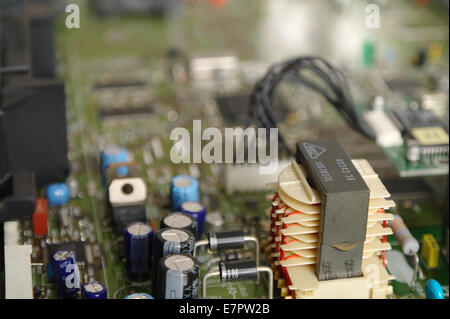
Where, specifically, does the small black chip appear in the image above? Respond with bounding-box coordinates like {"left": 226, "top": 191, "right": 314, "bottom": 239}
{"left": 47, "top": 241, "right": 86, "bottom": 263}
{"left": 99, "top": 104, "right": 154, "bottom": 119}
{"left": 393, "top": 109, "right": 449, "bottom": 147}
{"left": 393, "top": 109, "right": 445, "bottom": 131}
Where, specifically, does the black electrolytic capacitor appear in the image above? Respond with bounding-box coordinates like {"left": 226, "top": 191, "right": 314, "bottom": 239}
{"left": 208, "top": 230, "right": 245, "bottom": 251}
{"left": 152, "top": 228, "right": 195, "bottom": 296}
{"left": 160, "top": 212, "right": 198, "bottom": 239}
{"left": 156, "top": 253, "right": 199, "bottom": 299}
{"left": 219, "top": 260, "right": 258, "bottom": 282}
{"left": 154, "top": 228, "right": 195, "bottom": 258}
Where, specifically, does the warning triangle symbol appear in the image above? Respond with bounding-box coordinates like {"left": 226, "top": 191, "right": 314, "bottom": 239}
{"left": 303, "top": 143, "right": 326, "bottom": 159}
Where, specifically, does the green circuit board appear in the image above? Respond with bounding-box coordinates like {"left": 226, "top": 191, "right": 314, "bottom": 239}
{"left": 7, "top": 0, "right": 448, "bottom": 299}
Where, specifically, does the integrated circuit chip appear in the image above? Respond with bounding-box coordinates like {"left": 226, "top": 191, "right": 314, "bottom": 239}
{"left": 47, "top": 241, "right": 87, "bottom": 264}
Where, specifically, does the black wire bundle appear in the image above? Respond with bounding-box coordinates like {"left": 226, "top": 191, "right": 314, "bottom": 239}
{"left": 249, "top": 56, "right": 375, "bottom": 156}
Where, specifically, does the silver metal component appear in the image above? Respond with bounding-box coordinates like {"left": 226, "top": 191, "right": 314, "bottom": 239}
{"left": 161, "top": 228, "right": 189, "bottom": 242}
{"left": 127, "top": 223, "right": 151, "bottom": 236}
{"left": 164, "top": 254, "right": 195, "bottom": 271}
{"left": 193, "top": 239, "right": 209, "bottom": 257}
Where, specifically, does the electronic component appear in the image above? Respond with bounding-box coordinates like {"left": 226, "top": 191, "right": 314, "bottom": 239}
{"left": 421, "top": 234, "right": 439, "bottom": 269}
{"left": 170, "top": 175, "right": 199, "bottom": 211}
{"left": 124, "top": 222, "right": 153, "bottom": 278}
{"left": 50, "top": 250, "right": 80, "bottom": 297}
{"left": 269, "top": 151, "right": 395, "bottom": 298}
{"left": 3, "top": 221, "right": 20, "bottom": 245}
{"left": 100, "top": 146, "right": 130, "bottom": 185}
{"left": 32, "top": 198, "right": 48, "bottom": 237}
{"left": 47, "top": 241, "right": 87, "bottom": 264}
{"left": 46, "top": 183, "right": 70, "bottom": 207}
{"left": 204, "top": 211, "right": 225, "bottom": 234}
{"left": 202, "top": 260, "right": 273, "bottom": 298}
{"left": 224, "top": 160, "right": 290, "bottom": 194}
{"left": 0, "top": 80, "right": 69, "bottom": 188}
{"left": 405, "top": 139, "right": 421, "bottom": 163}
{"left": 124, "top": 293, "right": 154, "bottom": 299}
{"left": 425, "top": 279, "right": 445, "bottom": 299}
{"left": 220, "top": 260, "right": 258, "bottom": 282}
{"left": 156, "top": 253, "right": 199, "bottom": 299}
{"left": 208, "top": 230, "right": 245, "bottom": 251}
{"left": 393, "top": 109, "right": 445, "bottom": 131}
{"left": 194, "top": 230, "right": 260, "bottom": 267}
{"left": 363, "top": 110, "right": 403, "bottom": 147}
{"left": 393, "top": 109, "right": 449, "bottom": 153}
{"left": 296, "top": 141, "right": 370, "bottom": 280}
{"left": 82, "top": 281, "right": 108, "bottom": 299}
{"left": 0, "top": 172, "right": 36, "bottom": 222}
{"left": 160, "top": 212, "right": 198, "bottom": 238}
{"left": 153, "top": 228, "right": 195, "bottom": 297}
{"left": 106, "top": 163, "right": 147, "bottom": 232}
{"left": 389, "top": 215, "right": 419, "bottom": 256}
{"left": 154, "top": 228, "right": 195, "bottom": 259}
{"left": 4, "top": 245, "right": 33, "bottom": 299}
{"left": 99, "top": 104, "right": 154, "bottom": 119}
{"left": 180, "top": 202, "right": 207, "bottom": 238}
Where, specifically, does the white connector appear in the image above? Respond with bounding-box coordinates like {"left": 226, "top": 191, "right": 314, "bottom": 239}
{"left": 364, "top": 110, "right": 403, "bottom": 148}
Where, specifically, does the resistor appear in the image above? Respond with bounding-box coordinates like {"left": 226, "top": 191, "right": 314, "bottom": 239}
{"left": 389, "top": 215, "right": 419, "bottom": 256}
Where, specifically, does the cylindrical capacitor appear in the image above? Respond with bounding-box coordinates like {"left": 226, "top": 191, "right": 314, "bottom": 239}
{"left": 170, "top": 175, "right": 199, "bottom": 211}
{"left": 205, "top": 211, "right": 225, "bottom": 234}
{"left": 46, "top": 183, "right": 70, "bottom": 207}
{"left": 152, "top": 228, "right": 195, "bottom": 297}
{"left": 154, "top": 228, "right": 195, "bottom": 258}
{"left": 389, "top": 215, "right": 420, "bottom": 256}
{"left": 33, "top": 198, "right": 48, "bottom": 237}
{"left": 406, "top": 139, "right": 421, "bottom": 163}
{"left": 219, "top": 260, "right": 258, "bottom": 282}
{"left": 156, "top": 253, "right": 199, "bottom": 299}
{"left": 425, "top": 279, "right": 445, "bottom": 299}
{"left": 160, "top": 212, "right": 198, "bottom": 239}
{"left": 124, "top": 293, "right": 154, "bottom": 299}
{"left": 124, "top": 222, "right": 154, "bottom": 277}
{"left": 208, "top": 230, "right": 245, "bottom": 251}
{"left": 51, "top": 250, "right": 80, "bottom": 297}
{"left": 180, "top": 202, "right": 207, "bottom": 239}
{"left": 100, "top": 146, "right": 130, "bottom": 185}
{"left": 82, "top": 281, "right": 107, "bottom": 299}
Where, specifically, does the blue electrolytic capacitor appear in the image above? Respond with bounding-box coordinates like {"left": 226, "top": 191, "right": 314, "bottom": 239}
{"left": 180, "top": 201, "right": 207, "bottom": 239}
{"left": 51, "top": 250, "right": 80, "bottom": 297}
{"left": 46, "top": 183, "right": 70, "bottom": 207}
{"left": 170, "top": 175, "right": 199, "bottom": 211}
{"left": 124, "top": 222, "right": 154, "bottom": 277}
{"left": 124, "top": 293, "right": 154, "bottom": 299}
{"left": 82, "top": 281, "right": 107, "bottom": 299}
{"left": 425, "top": 279, "right": 445, "bottom": 299}
{"left": 100, "top": 146, "right": 130, "bottom": 185}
